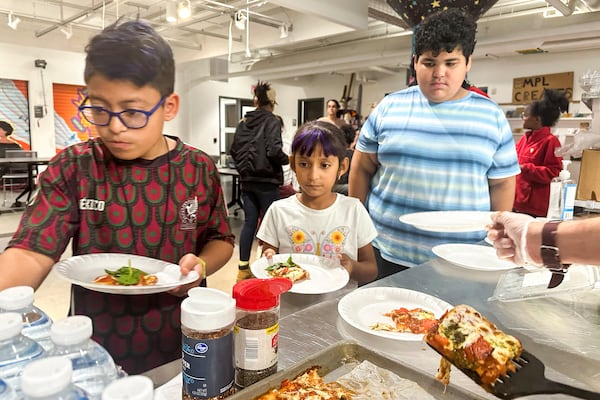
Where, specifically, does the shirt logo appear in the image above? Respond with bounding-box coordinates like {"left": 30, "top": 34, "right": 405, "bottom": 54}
{"left": 179, "top": 197, "right": 198, "bottom": 230}
{"left": 79, "top": 198, "right": 105, "bottom": 211}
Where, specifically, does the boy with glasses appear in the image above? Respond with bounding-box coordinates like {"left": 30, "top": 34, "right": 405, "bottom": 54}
{"left": 0, "top": 20, "right": 235, "bottom": 374}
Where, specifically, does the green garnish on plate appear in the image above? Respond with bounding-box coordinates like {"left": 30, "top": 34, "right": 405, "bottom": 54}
{"left": 266, "top": 255, "right": 297, "bottom": 271}
{"left": 104, "top": 260, "right": 148, "bottom": 286}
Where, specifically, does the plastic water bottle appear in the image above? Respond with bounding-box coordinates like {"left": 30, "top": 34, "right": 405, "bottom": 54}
{"left": 0, "top": 312, "right": 45, "bottom": 397}
{"left": 101, "top": 376, "right": 154, "bottom": 400}
{"left": 48, "top": 316, "right": 118, "bottom": 400}
{"left": 0, "top": 286, "right": 53, "bottom": 351}
{"left": 0, "top": 378, "right": 18, "bottom": 400}
{"left": 21, "top": 356, "right": 90, "bottom": 399}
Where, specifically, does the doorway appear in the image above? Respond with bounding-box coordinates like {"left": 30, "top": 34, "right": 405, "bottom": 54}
{"left": 297, "top": 98, "right": 324, "bottom": 125}
{"left": 218, "top": 96, "right": 254, "bottom": 160}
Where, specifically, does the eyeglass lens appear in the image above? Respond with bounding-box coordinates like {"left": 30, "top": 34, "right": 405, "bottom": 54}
{"left": 82, "top": 109, "right": 149, "bottom": 129}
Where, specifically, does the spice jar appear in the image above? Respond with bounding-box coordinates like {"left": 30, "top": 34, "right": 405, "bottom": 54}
{"left": 232, "top": 278, "right": 292, "bottom": 389}
{"left": 181, "top": 288, "right": 236, "bottom": 400}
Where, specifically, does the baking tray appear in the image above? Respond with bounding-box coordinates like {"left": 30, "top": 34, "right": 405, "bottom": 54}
{"left": 228, "top": 340, "right": 488, "bottom": 399}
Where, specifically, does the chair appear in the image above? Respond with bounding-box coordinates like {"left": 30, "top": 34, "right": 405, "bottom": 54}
{"left": 1, "top": 150, "right": 38, "bottom": 207}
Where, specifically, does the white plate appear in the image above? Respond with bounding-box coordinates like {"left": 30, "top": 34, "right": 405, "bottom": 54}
{"left": 432, "top": 243, "right": 517, "bottom": 271}
{"left": 53, "top": 253, "right": 199, "bottom": 295}
{"left": 399, "top": 211, "right": 492, "bottom": 232}
{"left": 250, "top": 254, "right": 349, "bottom": 294}
{"left": 337, "top": 287, "right": 452, "bottom": 341}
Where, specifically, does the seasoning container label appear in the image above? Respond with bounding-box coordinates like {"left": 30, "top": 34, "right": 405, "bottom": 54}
{"left": 182, "top": 332, "right": 234, "bottom": 399}
{"left": 233, "top": 322, "right": 278, "bottom": 370}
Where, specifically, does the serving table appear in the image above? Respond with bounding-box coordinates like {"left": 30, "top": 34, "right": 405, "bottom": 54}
{"left": 152, "top": 257, "right": 600, "bottom": 399}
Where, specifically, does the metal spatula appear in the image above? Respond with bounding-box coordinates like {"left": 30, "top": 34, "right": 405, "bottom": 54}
{"left": 428, "top": 345, "right": 600, "bottom": 399}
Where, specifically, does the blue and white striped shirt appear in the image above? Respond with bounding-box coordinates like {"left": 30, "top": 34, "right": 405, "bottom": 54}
{"left": 357, "top": 86, "right": 520, "bottom": 267}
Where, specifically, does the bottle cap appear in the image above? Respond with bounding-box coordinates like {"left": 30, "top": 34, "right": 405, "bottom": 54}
{"left": 0, "top": 313, "right": 23, "bottom": 340}
{"left": 21, "top": 357, "right": 72, "bottom": 397}
{"left": 181, "top": 288, "right": 236, "bottom": 330}
{"left": 101, "top": 376, "right": 154, "bottom": 400}
{"left": 233, "top": 278, "right": 292, "bottom": 311}
{"left": 0, "top": 286, "right": 34, "bottom": 310}
{"left": 51, "top": 315, "right": 93, "bottom": 345}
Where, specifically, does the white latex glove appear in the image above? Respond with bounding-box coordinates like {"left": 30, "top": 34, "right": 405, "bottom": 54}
{"left": 487, "top": 212, "right": 540, "bottom": 266}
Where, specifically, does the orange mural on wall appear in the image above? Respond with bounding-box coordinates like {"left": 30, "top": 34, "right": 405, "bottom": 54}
{"left": 53, "top": 83, "right": 97, "bottom": 152}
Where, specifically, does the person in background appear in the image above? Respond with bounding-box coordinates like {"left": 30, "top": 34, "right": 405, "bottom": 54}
{"left": 318, "top": 99, "right": 346, "bottom": 128}
{"left": 0, "top": 121, "right": 22, "bottom": 157}
{"left": 0, "top": 121, "right": 23, "bottom": 178}
{"left": 487, "top": 211, "right": 600, "bottom": 266}
{"left": 258, "top": 121, "right": 378, "bottom": 285}
{"left": 0, "top": 20, "right": 235, "bottom": 374}
{"left": 230, "top": 81, "right": 289, "bottom": 282}
{"left": 333, "top": 123, "right": 356, "bottom": 195}
{"left": 513, "top": 89, "right": 568, "bottom": 217}
{"left": 349, "top": 8, "right": 519, "bottom": 279}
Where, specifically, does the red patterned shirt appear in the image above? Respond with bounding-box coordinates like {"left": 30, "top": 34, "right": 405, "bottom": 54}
{"left": 9, "top": 136, "right": 234, "bottom": 374}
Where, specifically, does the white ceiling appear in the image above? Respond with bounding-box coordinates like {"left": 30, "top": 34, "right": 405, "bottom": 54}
{"left": 1, "top": 0, "right": 599, "bottom": 81}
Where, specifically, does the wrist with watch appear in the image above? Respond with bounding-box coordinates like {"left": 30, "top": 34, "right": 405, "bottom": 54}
{"left": 540, "top": 220, "right": 570, "bottom": 288}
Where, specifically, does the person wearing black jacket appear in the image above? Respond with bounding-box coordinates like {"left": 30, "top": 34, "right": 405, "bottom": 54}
{"left": 230, "top": 81, "right": 289, "bottom": 281}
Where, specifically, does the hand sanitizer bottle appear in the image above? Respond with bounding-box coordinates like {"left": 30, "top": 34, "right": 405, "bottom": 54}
{"left": 547, "top": 160, "right": 576, "bottom": 220}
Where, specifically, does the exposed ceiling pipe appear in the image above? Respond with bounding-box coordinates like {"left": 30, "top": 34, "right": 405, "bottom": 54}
{"left": 35, "top": 1, "right": 114, "bottom": 37}
{"left": 545, "top": 0, "right": 578, "bottom": 16}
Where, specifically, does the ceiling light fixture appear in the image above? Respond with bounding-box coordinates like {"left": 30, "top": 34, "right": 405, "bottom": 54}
{"left": 279, "top": 24, "right": 288, "bottom": 39}
{"left": 545, "top": 0, "right": 577, "bottom": 16}
{"left": 166, "top": 0, "right": 177, "bottom": 23}
{"left": 234, "top": 10, "right": 246, "bottom": 30}
{"left": 177, "top": 0, "right": 192, "bottom": 20}
{"left": 7, "top": 12, "right": 21, "bottom": 30}
{"left": 60, "top": 24, "right": 73, "bottom": 39}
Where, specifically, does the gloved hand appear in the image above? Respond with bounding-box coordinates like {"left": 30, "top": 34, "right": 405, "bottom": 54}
{"left": 487, "top": 212, "right": 540, "bottom": 266}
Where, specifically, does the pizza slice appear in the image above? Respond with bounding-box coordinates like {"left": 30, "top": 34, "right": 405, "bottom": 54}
{"left": 254, "top": 366, "right": 353, "bottom": 400}
{"left": 424, "top": 304, "right": 523, "bottom": 390}
{"left": 370, "top": 307, "right": 437, "bottom": 334}
{"left": 265, "top": 255, "right": 309, "bottom": 283}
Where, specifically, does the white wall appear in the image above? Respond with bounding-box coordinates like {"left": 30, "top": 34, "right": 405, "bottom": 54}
{"left": 1, "top": 43, "right": 599, "bottom": 158}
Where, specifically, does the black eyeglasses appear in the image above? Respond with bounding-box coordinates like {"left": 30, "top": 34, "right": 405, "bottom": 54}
{"left": 78, "top": 96, "right": 167, "bottom": 129}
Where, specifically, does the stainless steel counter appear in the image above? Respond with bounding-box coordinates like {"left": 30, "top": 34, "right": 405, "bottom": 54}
{"left": 275, "top": 259, "right": 600, "bottom": 399}
{"left": 154, "top": 257, "right": 600, "bottom": 399}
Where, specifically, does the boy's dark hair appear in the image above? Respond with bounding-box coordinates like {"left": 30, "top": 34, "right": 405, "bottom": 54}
{"left": 414, "top": 8, "right": 477, "bottom": 63}
{"left": 291, "top": 121, "right": 347, "bottom": 163}
{"left": 0, "top": 121, "right": 14, "bottom": 135}
{"left": 84, "top": 20, "right": 175, "bottom": 97}
{"left": 529, "top": 89, "right": 569, "bottom": 127}
{"left": 340, "top": 124, "right": 355, "bottom": 147}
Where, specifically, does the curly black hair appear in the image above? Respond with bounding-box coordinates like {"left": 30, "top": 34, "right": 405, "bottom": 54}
{"left": 414, "top": 8, "right": 477, "bottom": 63}
{"left": 528, "top": 89, "right": 569, "bottom": 127}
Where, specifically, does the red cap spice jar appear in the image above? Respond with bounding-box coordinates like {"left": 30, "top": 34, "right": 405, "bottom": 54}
{"left": 181, "top": 288, "right": 236, "bottom": 399}
{"left": 232, "top": 278, "right": 292, "bottom": 389}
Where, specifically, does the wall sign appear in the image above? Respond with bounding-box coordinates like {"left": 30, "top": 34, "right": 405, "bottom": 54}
{"left": 512, "top": 72, "right": 573, "bottom": 104}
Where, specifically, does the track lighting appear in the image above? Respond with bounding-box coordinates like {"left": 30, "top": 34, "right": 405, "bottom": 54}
{"left": 234, "top": 10, "right": 246, "bottom": 30}
{"left": 60, "top": 24, "right": 73, "bottom": 39}
{"left": 8, "top": 12, "right": 20, "bottom": 30}
{"left": 166, "top": 0, "right": 177, "bottom": 23}
{"left": 177, "top": 0, "right": 192, "bottom": 20}
{"left": 279, "top": 24, "right": 288, "bottom": 39}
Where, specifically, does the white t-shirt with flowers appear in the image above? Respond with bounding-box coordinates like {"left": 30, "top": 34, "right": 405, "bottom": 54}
{"left": 257, "top": 193, "right": 377, "bottom": 261}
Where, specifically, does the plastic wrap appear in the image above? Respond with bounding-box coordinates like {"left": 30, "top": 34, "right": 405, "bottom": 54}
{"left": 489, "top": 265, "right": 600, "bottom": 363}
